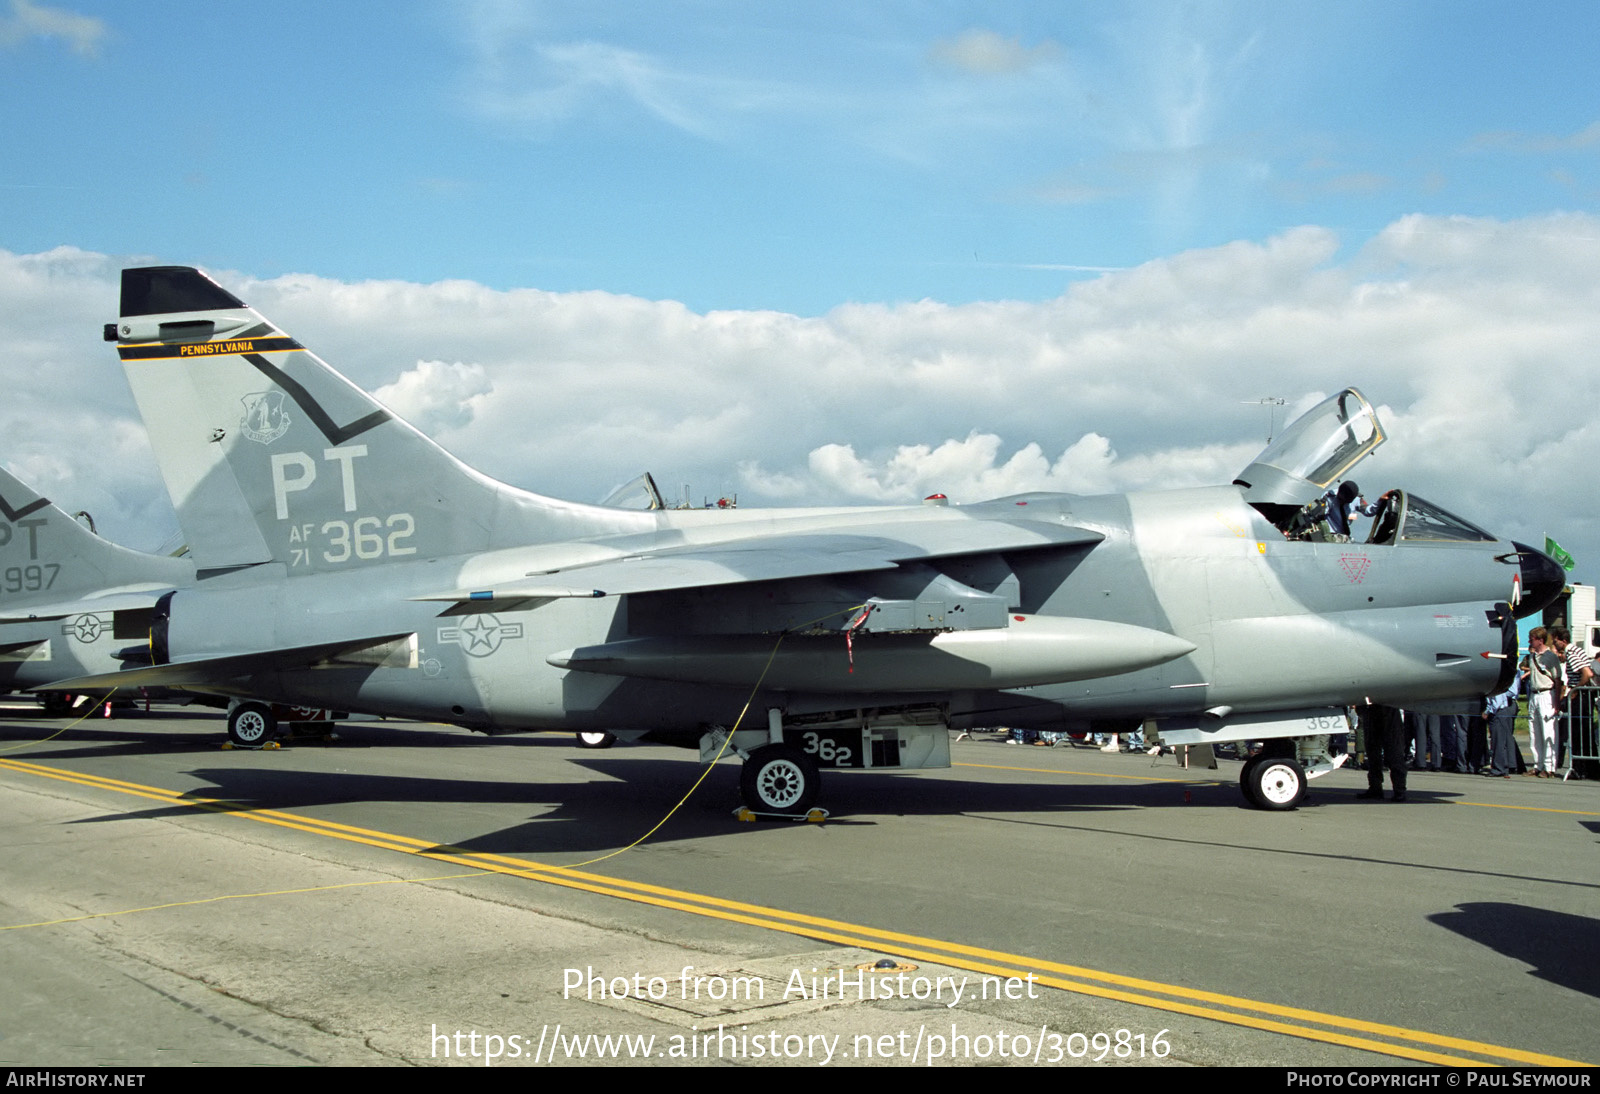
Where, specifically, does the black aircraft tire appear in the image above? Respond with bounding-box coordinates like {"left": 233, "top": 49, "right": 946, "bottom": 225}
{"left": 740, "top": 744, "right": 820, "bottom": 815}
{"left": 1238, "top": 755, "right": 1266, "bottom": 806}
{"left": 228, "top": 702, "right": 278, "bottom": 747}
{"left": 576, "top": 730, "right": 618, "bottom": 749}
{"left": 1250, "top": 756, "right": 1306, "bottom": 811}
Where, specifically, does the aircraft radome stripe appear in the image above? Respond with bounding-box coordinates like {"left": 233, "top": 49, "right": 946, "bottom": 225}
{"left": 0, "top": 756, "right": 1586, "bottom": 1068}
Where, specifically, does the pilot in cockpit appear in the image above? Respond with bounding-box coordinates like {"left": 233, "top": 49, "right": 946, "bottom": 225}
{"left": 1322, "top": 481, "right": 1379, "bottom": 541}
{"left": 1287, "top": 481, "right": 1381, "bottom": 542}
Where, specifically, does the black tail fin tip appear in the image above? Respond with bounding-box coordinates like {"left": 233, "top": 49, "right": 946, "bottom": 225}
{"left": 121, "top": 267, "right": 246, "bottom": 318}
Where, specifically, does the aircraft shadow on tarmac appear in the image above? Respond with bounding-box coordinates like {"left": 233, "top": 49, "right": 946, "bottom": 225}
{"left": 0, "top": 707, "right": 238, "bottom": 747}
{"left": 1430, "top": 904, "right": 1600, "bottom": 1000}
{"left": 59, "top": 756, "right": 802, "bottom": 854}
{"left": 1, "top": 719, "right": 236, "bottom": 760}
{"left": 0, "top": 715, "right": 573, "bottom": 762}
{"left": 13, "top": 713, "right": 1509, "bottom": 838}
{"left": 41, "top": 744, "right": 1238, "bottom": 846}
{"left": 41, "top": 740, "right": 1490, "bottom": 857}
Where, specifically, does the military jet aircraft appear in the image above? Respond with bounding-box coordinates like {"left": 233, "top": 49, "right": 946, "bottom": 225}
{"left": 0, "top": 466, "right": 195, "bottom": 706}
{"left": 55, "top": 266, "right": 1563, "bottom": 812}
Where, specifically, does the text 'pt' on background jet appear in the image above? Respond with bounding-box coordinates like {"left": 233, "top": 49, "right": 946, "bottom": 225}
{"left": 0, "top": 465, "right": 195, "bottom": 709}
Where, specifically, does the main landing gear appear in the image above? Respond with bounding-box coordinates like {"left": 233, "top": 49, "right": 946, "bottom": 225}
{"left": 739, "top": 743, "right": 820, "bottom": 815}
{"left": 39, "top": 692, "right": 77, "bottom": 717}
{"left": 227, "top": 701, "right": 278, "bottom": 747}
{"left": 702, "top": 705, "right": 950, "bottom": 818}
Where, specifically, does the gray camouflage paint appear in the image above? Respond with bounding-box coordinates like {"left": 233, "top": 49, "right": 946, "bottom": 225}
{"left": 55, "top": 269, "right": 1561, "bottom": 759}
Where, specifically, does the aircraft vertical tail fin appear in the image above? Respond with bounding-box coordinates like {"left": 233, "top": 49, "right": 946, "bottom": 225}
{"left": 111, "top": 267, "right": 649, "bottom": 575}
{"left": 0, "top": 465, "right": 192, "bottom": 613}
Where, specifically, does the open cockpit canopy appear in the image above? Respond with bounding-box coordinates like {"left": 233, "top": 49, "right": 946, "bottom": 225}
{"left": 1234, "top": 388, "right": 1384, "bottom": 506}
{"left": 1235, "top": 389, "right": 1499, "bottom": 549}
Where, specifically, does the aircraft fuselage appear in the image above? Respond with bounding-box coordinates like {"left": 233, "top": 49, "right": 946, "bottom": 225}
{"left": 157, "top": 482, "right": 1521, "bottom": 737}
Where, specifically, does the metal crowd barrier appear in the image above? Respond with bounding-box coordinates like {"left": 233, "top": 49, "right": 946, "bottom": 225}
{"left": 1563, "top": 685, "right": 1599, "bottom": 780}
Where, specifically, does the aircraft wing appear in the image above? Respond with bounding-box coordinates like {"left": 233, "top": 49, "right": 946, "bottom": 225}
{"left": 42, "top": 632, "right": 417, "bottom": 691}
{"left": 0, "top": 587, "right": 179, "bottom": 624}
{"left": 414, "top": 519, "right": 1103, "bottom": 603}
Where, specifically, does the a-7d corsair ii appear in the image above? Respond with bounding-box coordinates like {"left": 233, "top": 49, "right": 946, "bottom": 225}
{"left": 56, "top": 266, "right": 1562, "bottom": 812}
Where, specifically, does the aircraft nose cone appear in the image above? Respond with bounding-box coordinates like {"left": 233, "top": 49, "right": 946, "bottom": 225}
{"left": 1513, "top": 541, "right": 1565, "bottom": 619}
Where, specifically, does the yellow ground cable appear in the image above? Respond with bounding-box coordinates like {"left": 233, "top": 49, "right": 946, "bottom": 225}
{"left": 562, "top": 603, "right": 868, "bottom": 868}
{"left": 0, "top": 689, "right": 118, "bottom": 754}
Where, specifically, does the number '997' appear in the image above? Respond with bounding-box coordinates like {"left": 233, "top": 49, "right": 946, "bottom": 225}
{"left": 2, "top": 564, "right": 60, "bottom": 594}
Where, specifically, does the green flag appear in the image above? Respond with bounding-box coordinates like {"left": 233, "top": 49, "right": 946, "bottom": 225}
{"left": 1545, "top": 536, "right": 1575, "bottom": 572}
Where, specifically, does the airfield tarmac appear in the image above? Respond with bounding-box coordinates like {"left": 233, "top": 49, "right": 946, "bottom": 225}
{"left": 1, "top": 704, "right": 1595, "bottom": 1069}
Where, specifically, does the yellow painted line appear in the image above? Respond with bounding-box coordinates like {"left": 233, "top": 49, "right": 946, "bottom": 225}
{"left": 1452, "top": 801, "right": 1600, "bottom": 817}
{"left": 444, "top": 847, "right": 1575, "bottom": 1067}
{"left": 1, "top": 757, "right": 1587, "bottom": 1068}
{"left": 957, "top": 760, "right": 1600, "bottom": 813}
{"left": 0, "top": 759, "right": 190, "bottom": 804}
{"left": 955, "top": 760, "right": 1194, "bottom": 784}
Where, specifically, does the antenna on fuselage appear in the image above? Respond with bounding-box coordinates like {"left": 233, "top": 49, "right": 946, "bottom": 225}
{"left": 1244, "top": 397, "right": 1286, "bottom": 443}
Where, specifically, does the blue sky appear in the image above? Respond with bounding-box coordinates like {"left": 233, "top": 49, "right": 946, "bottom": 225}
{"left": 5, "top": 1, "right": 1598, "bottom": 313}
{"left": 3, "top": 0, "right": 1600, "bottom": 587}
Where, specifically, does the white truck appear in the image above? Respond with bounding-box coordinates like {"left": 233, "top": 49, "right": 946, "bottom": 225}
{"left": 1564, "top": 583, "right": 1599, "bottom": 662}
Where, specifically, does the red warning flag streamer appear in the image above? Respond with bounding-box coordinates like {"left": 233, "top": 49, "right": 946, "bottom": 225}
{"left": 844, "top": 605, "right": 873, "bottom": 673}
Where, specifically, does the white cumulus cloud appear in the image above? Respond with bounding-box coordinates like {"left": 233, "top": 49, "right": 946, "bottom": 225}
{"left": 2, "top": 213, "right": 1598, "bottom": 575}
{"left": 373, "top": 360, "right": 493, "bottom": 435}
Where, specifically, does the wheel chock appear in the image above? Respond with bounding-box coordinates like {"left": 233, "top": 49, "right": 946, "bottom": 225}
{"left": 732, "top": 806, "right": 830, "bottom": 823}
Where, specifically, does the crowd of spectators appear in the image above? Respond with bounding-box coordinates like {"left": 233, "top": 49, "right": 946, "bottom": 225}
{"left": 971, "top": 624, "right": 1596, "bottom": 787}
